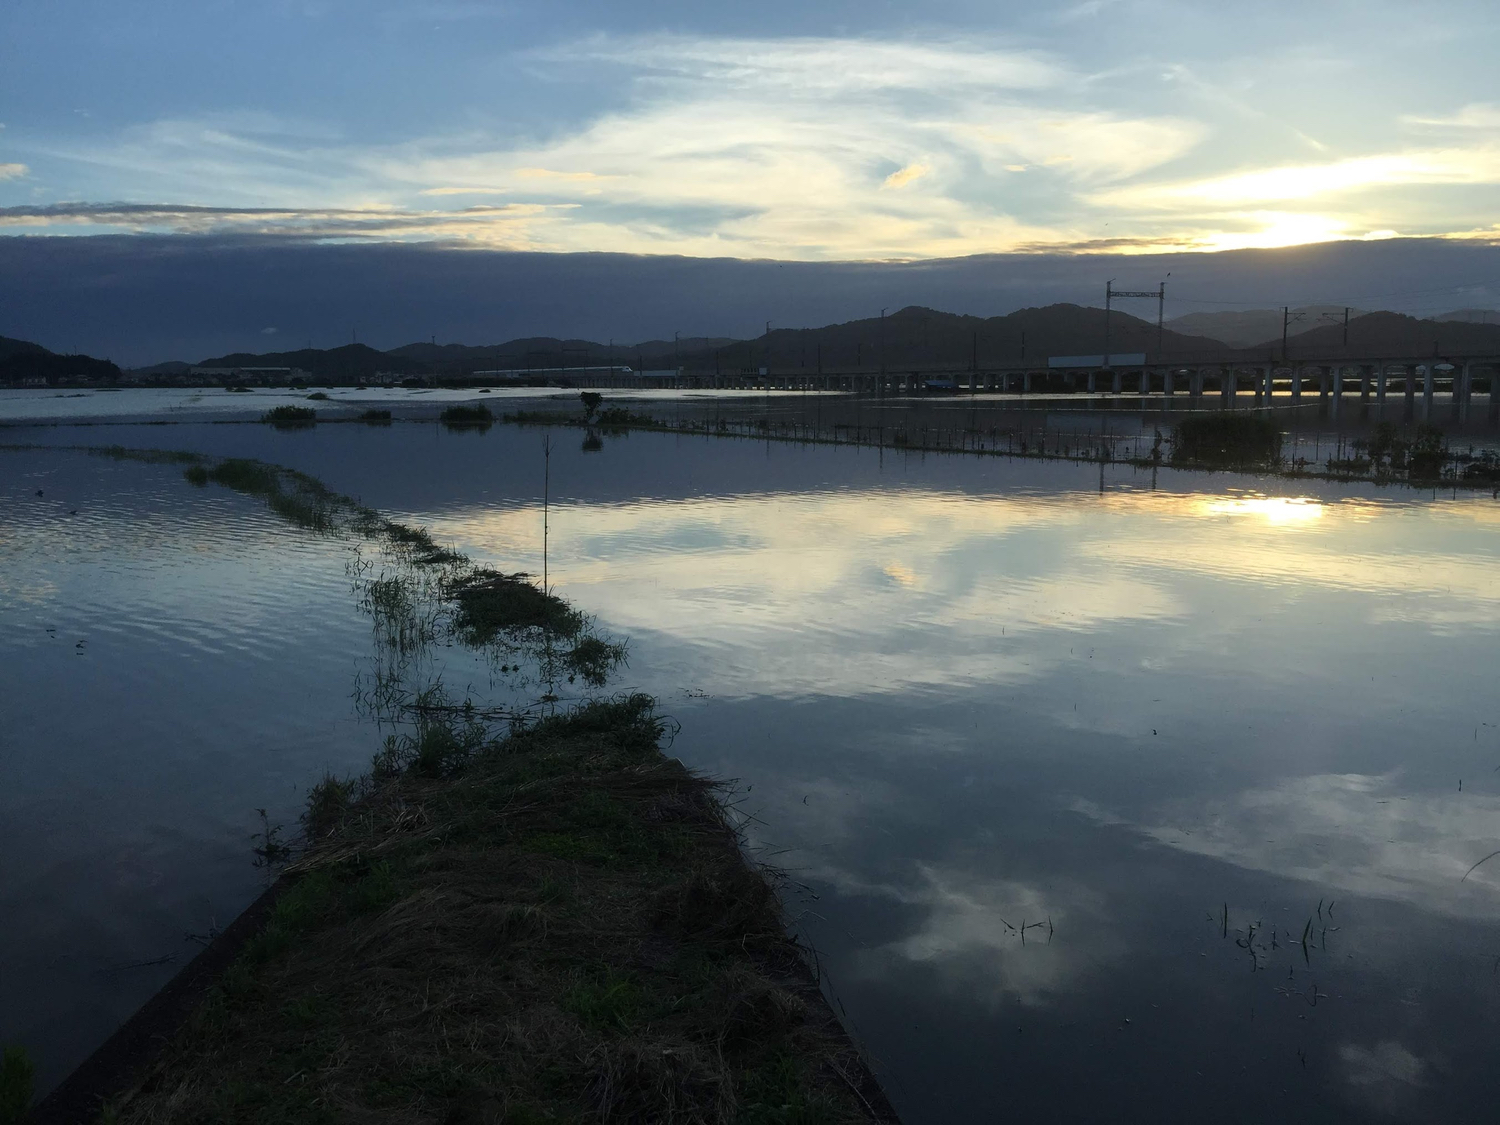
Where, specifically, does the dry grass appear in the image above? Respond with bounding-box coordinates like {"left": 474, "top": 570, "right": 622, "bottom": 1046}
{"left": 105, "top": 697, "right": 894, "bottom": 1124}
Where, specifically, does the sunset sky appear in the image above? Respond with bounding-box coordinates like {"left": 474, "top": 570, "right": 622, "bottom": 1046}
{"left": 4, "top": 0, "right": 1500, "bottom": 260}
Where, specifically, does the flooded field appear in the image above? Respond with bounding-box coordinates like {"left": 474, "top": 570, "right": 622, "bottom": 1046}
{"left": 4, "top": 401, "right": 1500, "bottom": 1121}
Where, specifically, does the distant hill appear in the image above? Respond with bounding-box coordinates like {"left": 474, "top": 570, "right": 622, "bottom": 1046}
{"left": 1246, "top": 311, "right": 1500, "bottom": 358}
{"left": 674, "top": 304, "right": 1230, "bottom": 371}
{"left": 189, "top": 305, "right": 1233, "bottom": 382}
{"left": 1431, "top": 308, "right": 1500, "bottom": 325}
{"left": 197, "top": 343, "right": 425, "bottom": 380}
{"left": 0, "top": 334, "right": 52, "bottom": 361}
{"left": 127, "top": 360, "right": 193, "bottom": 378}
{"left": 0, "top": 335, "right": 121, "bottom": 384}
{"left": 1167, "top": 306, "right": 1364, "bottom": 349}
{"left": 387, "top": 336, "right": 740, "bottom": 374}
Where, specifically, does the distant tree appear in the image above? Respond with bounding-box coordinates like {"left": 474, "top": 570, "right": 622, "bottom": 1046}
{"left": 579, "top": 391, "right": 603, "bottom": 421}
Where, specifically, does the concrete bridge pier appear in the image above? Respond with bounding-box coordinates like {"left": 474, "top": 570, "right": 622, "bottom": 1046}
{"left": 1376, "top": 363, "right": 1388, "bottom": 404}
{"left": 1289, "top": 366, "right": 1300, "bottom": 403}
{"left": 1222, "top": 368, "right": 1235, "bottom": 406}
{"left": 1332, "top": 365, "right": 1344, "bottom": 417}
{"left": 1164, "top": 369, "right": 1175, "bottom": 397}
{"left": 1423, "top": 364, "right": 1435, "bottom": 416}
{"left": 1317, "top": 367, "right": 1329, "bottom": 408}
{"left": 1359, "top": 366, "right": 1371, "bottom": 403}
{"left": 1190, "top": 369, "right": 1203, "bottom": 398}
{"left": 1404, "top": 365, "right": 1417, "bottom": 418}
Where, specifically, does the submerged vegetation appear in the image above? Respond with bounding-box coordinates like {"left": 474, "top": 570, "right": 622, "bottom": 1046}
{"left": 358, "top": 408, "right": 392, "bottom": 425}
{"left": 184, "top": 457, "right": 345, "bottom": 531}
{"left": 261, "top": 405, "right": 317, "bottom": 428}
{"left": 440, "top": 403, "right": 495, "bottom": 429}
{"left": 1170, "top": 413, "right": 1283, "bottom": 469}
{"left": 105, "top": 698, "right": 892, "bottom": 1124}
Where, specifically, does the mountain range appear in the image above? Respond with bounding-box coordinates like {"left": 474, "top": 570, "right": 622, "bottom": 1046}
{"left": 0, "top": 335, "right": 121, "bottom": 383}
{"left": 7, "top": 302, "right": 1500, "bottom": 387}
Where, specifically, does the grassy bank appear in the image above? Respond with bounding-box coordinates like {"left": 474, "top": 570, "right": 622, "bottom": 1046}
{"left": 13, "top": 444, "right": 894, "bottom": 1124}
{"left": 96, "top": 696, "right": 893, "bottom": 1124}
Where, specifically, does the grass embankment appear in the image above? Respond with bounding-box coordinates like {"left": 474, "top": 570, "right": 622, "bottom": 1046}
{"left": 25, "top": 445, "right": 892, "bottom": 1122}
{"left": 103, "top": 697, "right": 891, "bottom": 1124}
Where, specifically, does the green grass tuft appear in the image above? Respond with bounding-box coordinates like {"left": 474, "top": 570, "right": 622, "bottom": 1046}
{"left": 0, "top": 1046, "right": 35, "bottom": 1125}
{"left": 262, "top": 405, "right": 317, "bottom": 428}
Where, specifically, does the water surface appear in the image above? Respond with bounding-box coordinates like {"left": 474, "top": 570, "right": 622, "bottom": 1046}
{"left": 4, "top": 418, "right": 1499, "bottom": 1121}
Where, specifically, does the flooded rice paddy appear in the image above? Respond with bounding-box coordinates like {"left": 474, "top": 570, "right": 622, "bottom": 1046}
{"left": 4, "top": 397, "right": 1500, "bottom": 1121}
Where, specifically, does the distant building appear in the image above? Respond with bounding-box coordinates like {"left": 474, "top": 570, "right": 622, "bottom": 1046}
{"left": 189, "top": 366, "right": 310, "bottom": 385}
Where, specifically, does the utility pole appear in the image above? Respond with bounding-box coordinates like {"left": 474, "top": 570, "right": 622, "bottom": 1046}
{"left": 1157, "top": 276, "right": 1168, "bottom": 355}
{"left": 1282, "top": 306, "right": 1303, "bottom": 363}
{"left": 1108, "top": 280, "right": 1167, "bottom": 360}
{"left": 1104, "top": 280, "right": 1113, "bottom": 361}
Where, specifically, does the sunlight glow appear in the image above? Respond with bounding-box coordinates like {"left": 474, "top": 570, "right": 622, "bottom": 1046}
{"left": 1198, "top": 496, "right": 1326, "bottom": 525}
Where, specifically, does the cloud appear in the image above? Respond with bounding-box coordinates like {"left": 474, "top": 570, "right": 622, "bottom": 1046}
{"left": 0, "top": 162, "right": 27, "bottom": 181}
{"left": 1401, "top": 103, "right": 1500, "bottom": 130}
{"left": 16, "top": 33, "right": 1500, "bottom": 259}
{"left": 1090, "top": 149, "right": 1500, "bottom": 211}
{"left": 538, "top": 34, "right": 1066, "bottom": 94}
{"left": 0, "top": 200, "right": 569, "bottom": 247}
{"left": 882, "top": 162, "right": 930, "bottom": 189}
{"left": 260, "top": 326, "right": 278, "bottom": 334}
{"left": 22, "top": 36, "right": 1204, "bottom": 259}
{"left": 512, "top": 167, "right": 611, "bottom": 182}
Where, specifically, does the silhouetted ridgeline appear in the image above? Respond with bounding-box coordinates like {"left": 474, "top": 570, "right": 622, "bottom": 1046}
{"left": 11, "top": 301, "right": 1500, "bottom": 389}
{"left": 0, "top": 336, "right": 120, "bottom": 386}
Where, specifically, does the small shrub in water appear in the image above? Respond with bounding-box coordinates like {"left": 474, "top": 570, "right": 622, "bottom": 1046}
{"left": 1171, "top": 413, "right": 1281, "bottom": 468}
{"left": 306, "top": 391, "right": 330, "bottom": 401}
{"left": 1408, "top": 424, "right": 1447, "bottom": 478}
{"left": 447, "top": 569, "right": 583, "bottom": 641}
{"left": 440, "top": 403, "right": 494, "bottom": 428}
{"left": 359, "top": 408, "right": 392, "bottom": 424}
{"left": 262, "top": 405, "right": 317, "bottom": 428}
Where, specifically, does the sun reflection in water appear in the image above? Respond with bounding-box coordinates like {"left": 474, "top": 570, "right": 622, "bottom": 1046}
{"left": 1198, "top": 495, "right": 1326, "bottom": 525}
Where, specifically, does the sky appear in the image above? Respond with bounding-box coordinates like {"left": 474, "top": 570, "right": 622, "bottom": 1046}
{"left": 4, "top": 1, "right": 1500, "bottom": 362}
{"left": 4, "top": 0, "right": 1500, "bottom": 260}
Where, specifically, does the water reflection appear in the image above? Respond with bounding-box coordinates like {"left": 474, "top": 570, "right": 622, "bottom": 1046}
{"left": 5, "top": 426, "right": 1500, "bottom": 1121}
